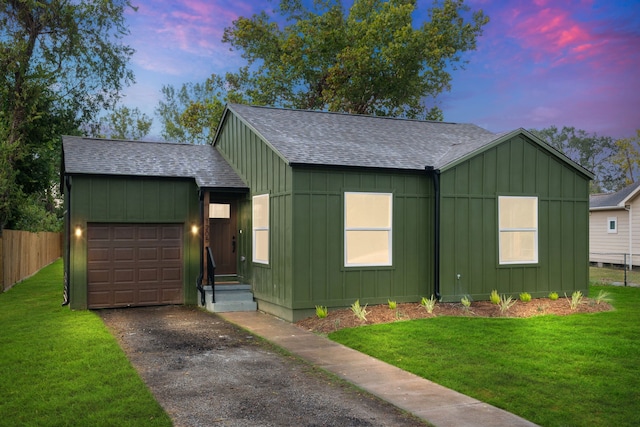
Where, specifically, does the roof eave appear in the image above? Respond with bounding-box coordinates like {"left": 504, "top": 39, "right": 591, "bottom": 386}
{"left": 288, "top": 162, "right": 424, "bottom": 174}
{"left": 589, "top": 205, "right": 626, "bottom": 211}
{"left": 620, "top": 184, "right": 640, "bottom": 205}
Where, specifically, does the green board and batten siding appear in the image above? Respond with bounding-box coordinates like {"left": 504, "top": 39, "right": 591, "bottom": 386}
{"left": 217, "top": 113, "right": 435, "bottom": 321}
{"left": 67, "top": 176, "right": 201, "bottom": 309}
{"left": 292, "top": 169, "right": 433, "bottom": 317}
{"left": 438, "top": 134, "right": 591, "bottom": 301}
{"left": 216, "top": 112, "right": 294, "bottom": 319}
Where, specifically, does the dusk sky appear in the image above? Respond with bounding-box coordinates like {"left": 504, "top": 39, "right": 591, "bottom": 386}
{"left": 120, "top": 0, "right": 640, "bottom": 140}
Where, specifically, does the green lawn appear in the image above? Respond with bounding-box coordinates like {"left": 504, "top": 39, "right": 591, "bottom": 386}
{"left": 0, "top": 260, "right": 171, "bottom": 427}
{"left": 330, "top": 282, "right": 640, "bottom": 427}
{"left": 589, "top": 265, "right": 640, "bottom": 285}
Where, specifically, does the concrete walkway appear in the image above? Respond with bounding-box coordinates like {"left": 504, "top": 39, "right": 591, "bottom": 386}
{"left": 220, "top": 311, "right": 538, "bottom": 427}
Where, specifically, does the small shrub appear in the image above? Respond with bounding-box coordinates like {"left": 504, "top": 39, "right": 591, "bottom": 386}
{"left": 594, "top": 289, "right": 612, "bottom": 305}
{"left": 490, "top": 289, "right": 500, "bottom": 305}
{"left": 387, "top": 299, "right": 397, "bottom": 310}
{"left": 548, "top": 291, "right": 559, "bottom": 301}
{"left": 519, "top": 292, "right": 532, "bottom": 303}
{"left": 315, "top": 305, "right": 328, "bottom": 319}
{"left": 566, "top": 291, "right": 583, "bottom": 310}
{"left": 461, "top": 295, "right": 471, "bottom": 310}
{"left": 350, "top": 299, "right": 369, "bottom": 321}
{"left": 420, "top": 295, "right": 437, "bottom": 314}
{"left": 499, "top": 294, "right": 516, "bottom": 314}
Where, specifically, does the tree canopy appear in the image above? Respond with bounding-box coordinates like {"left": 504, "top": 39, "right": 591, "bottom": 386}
{"left": 0, "top": 0, "right": 136, "bottom": 230}
{"left": 221, "top": 0, "right": 489, "bottom": 120}
{"left": 156, "top": 75, "right": 237, "bottom": 145}
{"left": 89, "top": 106, "right": 153, "bottom": 141}
{"left": 531, "top": 126, "right": 624, "bottom": 193}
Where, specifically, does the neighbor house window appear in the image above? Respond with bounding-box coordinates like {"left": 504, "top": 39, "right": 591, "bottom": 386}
{"left": 607, "top": 217, "right": 618, "bottom": 234}
{"left": 344, "top": 192, "right": 392, "bottom": 267}
{"left": 252, "top": 194, "right": 269, "bottom": 264}
{"left": 498, "top": 196, "right": 538, "bottom": 264}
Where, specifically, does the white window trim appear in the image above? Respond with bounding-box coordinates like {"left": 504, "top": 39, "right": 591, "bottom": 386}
{"left": 607, "top": 217, "right": 618, "bottom": 234}
{"left": 498, "top": 196, "right": 538, "bottom": 265}
{"left": 252, "top": 194, "right": 269, "bottom": 264}
{"left": 344, "top": 192, "right": 393, "bottom": 267}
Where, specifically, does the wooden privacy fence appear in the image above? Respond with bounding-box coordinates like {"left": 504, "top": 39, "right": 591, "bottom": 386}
{"left": 1, "top": 230, "right": 62, "bottom": 292}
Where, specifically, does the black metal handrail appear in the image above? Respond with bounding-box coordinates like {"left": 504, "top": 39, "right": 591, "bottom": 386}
{"left": 207, "top": 247, "right": 216, "bottom": 303}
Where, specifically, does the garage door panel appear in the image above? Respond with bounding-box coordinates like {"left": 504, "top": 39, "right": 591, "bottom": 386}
{"left": 137, "top": 268, "right": 157, "bottom": 282}
{"left": 138, "top": 289, "right": 160, "bottom": 304}
{"left": 88, "top": 291, "right": 111, "bottom": 307}
{"left": 162, "top": 267, "right": 181, "bottom": 281}
{"left": 162, "top": 227, "right": 181, "bottom": 240}
{"left": 88, "top": 247, "right": 110, "bottom": 262}
{"left": 114, "top": 247, "right": 135, "bottom": 261}
{"left": 139, "top": 227, "right": 159, "bottom": 240}
{"left": 87, "top": 224, "right": 183, "bottom": 308}
{"left": 114, "top": 269, "right": 134, "bottom": 283}
{"left": 139, "top": 247, "right": 159, "bottom": 261}
{"left": 162, "top": 247, "right": 180, "bottom": 261}
{"left": 161, "top": 289, "right": 182, "bottom": 303}
{"left": 114, "top": 290, "right": 136, "bottom": 304}
{"left": 88, "top": 226, "right": 110, "bottom": 240}
{"left": 114, "top": 226, "right": 136, "bottom": 240}
{"left": 88, "top": 269, "right": 110, "bottom": 284}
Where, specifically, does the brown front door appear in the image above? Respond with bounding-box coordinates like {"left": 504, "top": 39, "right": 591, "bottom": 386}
{"left": 209, "top": 201, "right": 237, "bottom": 275}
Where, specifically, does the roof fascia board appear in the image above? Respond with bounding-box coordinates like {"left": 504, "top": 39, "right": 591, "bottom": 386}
{"left": 289, "top": 162, "right": 424, "bottom": 174}
{"left": 589, "top": 206, "right": 626, "bottom": 211}
{"left": 213, "top": 104, "right": 291, "bottom": 167}
{"left": 620, "top": 185, "right": 640, "bottom": 206}
{"left": 438, "top": 128, "right": 595, "bottom": 180}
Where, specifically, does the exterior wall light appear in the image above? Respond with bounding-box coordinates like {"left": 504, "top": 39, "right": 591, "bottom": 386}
{"left": 191, "top": 225, "right": 199, "bottom": 236}
{"left": 75, "top": 226, "right": 82, "bottom": 237}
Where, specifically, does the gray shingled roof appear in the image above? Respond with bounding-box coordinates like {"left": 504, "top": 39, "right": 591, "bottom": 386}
{"left": 62, "top": 136, "right": 247, "bottom": 189}
{"left": 223, "top": 104, "right": 501, "bottom": 170}
{"left": 590, "top": 181, "right": 640, "bottom": 209}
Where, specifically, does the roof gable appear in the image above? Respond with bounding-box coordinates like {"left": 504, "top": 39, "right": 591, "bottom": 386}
{"left": 438, "top": 128, "right": 594, "bottom": 179}
{"left": 62, "top": 136, "right": 247, "bottom": 189}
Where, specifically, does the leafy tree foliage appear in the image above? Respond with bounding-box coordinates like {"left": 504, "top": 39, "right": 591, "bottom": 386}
{"left": 90, "top": 106, "right": 153, "bottom": 140}
{"left": 221, "top": 0, "right": 489, "bottom": 119}
{"left": 531, "top": 126, "right": 624, "bottom": 193}
{"left": 0, "top": 0, "right": 135, "bottom": 230}
{"left": 611, "top": 129, "right": 640, "bottom": 187}
{"left": 156, "top": 74, "right": 242, "bottom": 144}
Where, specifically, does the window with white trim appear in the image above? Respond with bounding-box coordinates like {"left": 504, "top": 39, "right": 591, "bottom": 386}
{"left": 607, "top": 217, "right": 618, "bottom": 234}
{"left": 344, "top": 192, "right": 392, "bottom": 267}
{"left": 252, "top": 194, "right": 269, "bottom": 264}
{"left": 498, "top": 196, "right": 538, "bottom": 264}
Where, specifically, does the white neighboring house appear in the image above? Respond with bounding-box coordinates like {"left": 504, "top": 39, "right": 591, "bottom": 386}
{"left": 590, "top": 181, "right": 640, "bottom": 268}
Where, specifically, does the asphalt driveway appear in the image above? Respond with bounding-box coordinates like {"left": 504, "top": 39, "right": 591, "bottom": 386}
{"left": 100, "top": 305, "right": 428, "bottom": 427}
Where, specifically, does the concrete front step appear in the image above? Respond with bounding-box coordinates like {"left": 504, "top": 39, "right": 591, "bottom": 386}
{"left": 199, "top": 285, "right": 257, "bottom": 313}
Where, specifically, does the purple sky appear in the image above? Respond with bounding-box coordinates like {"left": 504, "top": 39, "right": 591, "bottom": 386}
{"left": 121, "top": 0, "right": 640, "bottom": 139}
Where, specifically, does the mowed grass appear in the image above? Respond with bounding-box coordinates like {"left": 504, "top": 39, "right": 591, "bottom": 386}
{"left": 589, "top": 265, "right": 640, "bottom": 285}
{"left": 330, "top": 283, "right": 640, "bottom": 427}
{"left": 0, "top": 260, "right": 171, "bottom": 427}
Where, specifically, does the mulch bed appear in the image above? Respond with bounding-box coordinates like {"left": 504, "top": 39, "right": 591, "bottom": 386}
{"left": 296, "top": 297, "right": 613, "bottom": 334}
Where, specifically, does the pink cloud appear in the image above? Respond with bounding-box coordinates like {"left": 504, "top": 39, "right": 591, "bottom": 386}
{"left": 126, "top": 0, "right": 260, "bottom": 75}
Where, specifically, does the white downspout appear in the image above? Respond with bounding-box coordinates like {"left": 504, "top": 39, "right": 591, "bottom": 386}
{"left": 629, "top": 205, "right": 633, "bottom": 270}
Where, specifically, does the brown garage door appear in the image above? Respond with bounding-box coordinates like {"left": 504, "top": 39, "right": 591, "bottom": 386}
{"left": 87, "top": 224, "right": 184, "bottom": 308}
